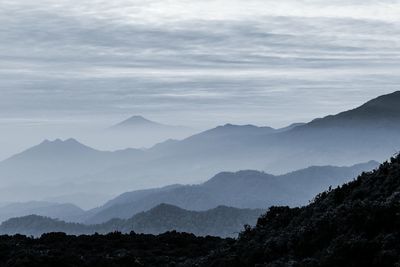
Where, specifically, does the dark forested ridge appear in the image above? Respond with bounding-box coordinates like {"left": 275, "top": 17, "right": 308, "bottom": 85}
{"left": 0, "top": 204, "right": 263, "bottom": 238}
{"left": 201, "top": 154, "right": 400, "bottom": 266}
{"left": 1, "top": 156, "right": 400, "bottom": 266}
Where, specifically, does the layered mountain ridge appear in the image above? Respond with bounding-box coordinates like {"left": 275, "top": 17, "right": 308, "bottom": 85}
{"left": 0, "top": 204, "right": 263, "bottom": 238}
{"left": 200, "top": 154, "right": 400, "bottom": 266}
{"left": 0, "top": 91, "right": 399, "bottom": 207}
{"left": 0, "top": 155, "right": 399, "bottom": 266}
{"left": 83, "top": 160, "right": 378, "bottom": 224}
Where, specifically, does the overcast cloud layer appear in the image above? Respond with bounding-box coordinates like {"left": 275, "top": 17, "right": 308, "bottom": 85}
{"left": 0, "top": 0, "right": 400, "bottom": 157}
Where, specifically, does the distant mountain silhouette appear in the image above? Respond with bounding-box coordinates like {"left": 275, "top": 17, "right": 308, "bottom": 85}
{"left": 0, "top": 201, "right": 84, "bottom": 223}
{"left": 84, "top": 161, "right": 378, "bottom": 224}
{"left": 0, "top": 139, "right": 143, "bottom": 204}
{"left": 0, "top": 138, "right": 106, "bottom": 186}
{"left": 142, "top": 90, "right": 400, "bottom": 176}
{"left": 110, "top": 115, "right": 191, "bottom": 132}
{"left": 7, "top": 138, "right": 98, "bottom": 161}
{"left": 0, "top": 138, "right": 143, "bottom": 176}
{"left": 0, "top": 92, "right": 399, "bottom": 205}
{"left": 99, "top": 115, "right": 196, "bottom": 155}
{"left": 115, "top": 115, "right": 158, "bottom": 126}
{"left": 0, "top": 204, "right": 263, "bottom": 238}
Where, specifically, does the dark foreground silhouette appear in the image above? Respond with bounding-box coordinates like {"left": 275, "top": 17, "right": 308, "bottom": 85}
{"left": 0, "top": 232, "right": 230, "bottom": 267}
{"left": 2, "top": 155, "right": 400, "bottom": 266}
{"left": 201, "top": 154, "right": 400, "bottom": 266}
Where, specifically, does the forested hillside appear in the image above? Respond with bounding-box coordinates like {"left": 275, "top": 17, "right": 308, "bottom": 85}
{"left": 202, "top": 154, "right": 400, "bottom": 266}
{"left": 1, "top": 156, "right": 400, "bottom": 266}
{"left": 0, "top": 205, "right": 262, "bottom": 238}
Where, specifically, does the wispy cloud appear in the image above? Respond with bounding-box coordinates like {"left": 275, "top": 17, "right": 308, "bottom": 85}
{"left": 0, "top": 0, "right": 399, "bottom": 129}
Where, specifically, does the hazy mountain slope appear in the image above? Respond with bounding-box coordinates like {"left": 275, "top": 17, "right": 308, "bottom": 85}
{"left": 93, "top": 91, "right": 400, "bottom": 185}
{"left": 0, "top": 139, "right": 144, "bottom": 204}
{"left": 0, "top": 139, "right": 143, "bottom": 185}
{"left": 43, "top": 192, "right": 112, "bottom": 210}
{"left": 165, "top": 91, "right": 400, "bottom": 163}
{"left": 147, "top": 123, "right": 276, "bottom": 159}
{"left": 99, "top": 184, "right": 183, "bottom": 210}
{"left": 81, "top": 184, "right": 184, "bottom": 222}
{"left": 201, "top": 154, "right": 400, "bottom": 266}
{"left": 0, "top": 139, "right": 104, "bottom": 185}
{"left": 111, "top": 115, "right": 163, "bottom": 129}
{"left": 0, "top": 204, "right": 263, "bottom": 238}
{"left": 104, "top": 115, "right": 196, "bottom": 150}
{"left": 110, "top": 115, "right": 190, "bottom": 132}
{"left": 85, "top": 161, "right": 378, "bottom": 224}
{"left": 0, "top": 201, "right": 84, "bottom": 223}
{"left": 304, "top": 91, "right": 400, "bottom": 129}
{"left": 271, "top": 90, "right": 400, "bottom": 169}
{"left": 0, "top": 92, "right": 398, "bottom": 204}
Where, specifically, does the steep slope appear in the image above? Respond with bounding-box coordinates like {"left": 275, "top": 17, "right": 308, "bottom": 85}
{"left": 85, "top": 161, "right": 378, "bottom": 224}
{"left": 304, "top": 91, "right": 400, "bottom": 129}
{"left": 165, "top": 91, "right": 400, "bottom": 171}
{"left": 0, "top": 204, "right": 263, "bottom": 238}
{"left": 201, "top": 154, "right": 400, "bottom": 266}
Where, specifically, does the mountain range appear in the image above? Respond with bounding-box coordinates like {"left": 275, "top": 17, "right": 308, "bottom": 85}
{"left": 84, "top": 160, "right": 378, "bottom": 224}
{"left": 0, "top": 201, "right": 84, "bottom": 223}
{"left": 0, "top": 91, "right": 399, "bottom": 206}
{"left": 0, "top": 204, "right": 263, "bottom": 238}
{"left": 1, "top": 155, "right": 400, "bottom": 266}
{"left": 0, "top": 159, "right": 377, "bottom": 225}
{"left": 99, "top": 115, "right": 196, "bottom": 150}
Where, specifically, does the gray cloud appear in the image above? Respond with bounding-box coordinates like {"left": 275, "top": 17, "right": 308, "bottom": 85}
{"left": 0, "top": 1, "right": 399, "bottom": 159}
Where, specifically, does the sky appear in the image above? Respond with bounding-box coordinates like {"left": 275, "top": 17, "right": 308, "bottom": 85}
{"left": 1, "top": 0, "right": 400, "bottom": 157}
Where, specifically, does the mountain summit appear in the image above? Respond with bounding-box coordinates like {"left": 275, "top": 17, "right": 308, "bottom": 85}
{"left": 109, "top": 115, "right": 192, "bottom": 134}
{"left": 7, "top": 138, "right": 98, "bottom": 161}
{"left": 113, "top": 115, "right": 161, "bottom": 128}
